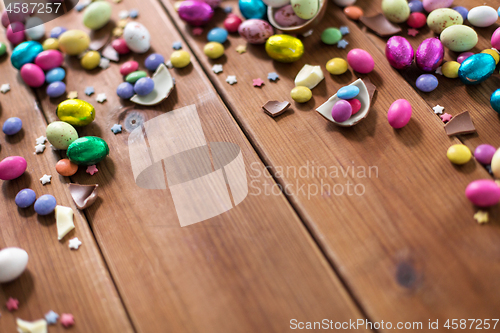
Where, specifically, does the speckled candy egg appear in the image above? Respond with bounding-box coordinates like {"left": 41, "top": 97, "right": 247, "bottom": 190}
{"left": 83, "top": 0, "right": 112, "bottom": 30}
{"left": 67, "top": 136, "right": 110, "bottom": 165}
{"left": 178, "top": 0, "right": 214, "bottom": 25}
{"left": 20, "top": 64, "right": 45, "bottom": 88}
{"left": 385, "top": 36, "right": 414, "bottom": 69}
{"left": 468, "top": 6, "right": 498, "bottom": 28}
{"left": 416, "top": 74, "right": 438, "bottom": 92}
{"left": 382, "top": 0, "right": 410, "bottom": 23}
{"left": 46, "top": 67, "right": 66, "bottom": 83}
{"left": 239, "top": 0, "right": 267, "bottom": 19}
{"left": 56, "top": 99, "right": 95, "bottom": 126}
{"left": 123, "top": 22, "right": 151, "bottom": 54}
{"left": 25, "top": 17, "right": 45, "bottom": 41}
{"left": 291, "top": 0, "right": 319, "bottom": 20}
{"left": 46, "top": 121, "right": 78, "bottom": 150}
{"left": 415, "top": 38, "right": 444, "bottom": 71}
{"left": 440, "top": 25, "right": 478, "bottom": 52}
{"left": 423, "top": 0, "right": 453, "bottom": 12}
{"left": 7, "top": 22, "right": 25, "bottom": 45}
{"left": 490, "top": 89, "right": 500, "bottom": 113}
{"left": 262, "top": 0, "right": 290, "bottom": 8}
{"left": 492, "top": 27, "right": 500, "bottom": 50}
{"left": 58, "top": 30, "right": 91, "bottom": 55}
{"left": 46, "top": 81, "right": 66, "bottom": 98}
{"left": 224, "top": 14, "right": 243, "bottom": 33}
{"left": 465, "top": 180, "right": 500, "bottom": 207}
{"left": 274, "top": 5, "right": 307, "bottom": 27}
{"left": 347, "top": 49, "right": 374, "bottom": 73}
{"left": 458, "top": 53, "right": 496, "bottom": 85}
{"left": 35, "top": 50, "right": 64, "bottom": 71}
{"left": 238, "top": 19, "right": 274, "bottom": 44}
{"left": 265, "top": 34, "right": 304, "bottom": 62}
{"left": 387, "top": 99, "right": 412, "bottom": 128}
{"left": 427, "top": 8, "right": 463, "bottom": 34}
{"left": 0, "top": 156, "right": 27, "bottom": 180}
{"left": 11, "top": 41, "right": 43, "bottom": 70}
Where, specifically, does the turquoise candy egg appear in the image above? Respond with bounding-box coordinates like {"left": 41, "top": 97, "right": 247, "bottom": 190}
{"left": 491, "top": 89, "right": 500, "bottom": 113}
{"left": 11, "top": 41, "right": 43, "bottom": 70}
{"left": 239, "top": 0, "right": 266, "bottom": 19}
{"left": 458, "top": 53, "right": 496, "bottom": 85}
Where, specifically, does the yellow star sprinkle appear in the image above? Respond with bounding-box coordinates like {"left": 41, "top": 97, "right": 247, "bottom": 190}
{"left": 117, "top": 19, "right": 128, "bottom": 28}
{"left": 67, "top": 91, "right": 78, "bottom": 99}
{"left": 235, "top": 45, "right": 246, "bottom": 54}
{"left": 113, "top": 27, "right": 124, "bottom": 37}
{"left": 474, "top": 210, "right": 489, "bottom": 224}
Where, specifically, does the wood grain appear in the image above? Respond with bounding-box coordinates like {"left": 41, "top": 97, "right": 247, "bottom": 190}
{"left": 34, "top": 0, "right": 368, "bottom": 332}
{"left": 0, "top": 18, "right": 133, "bottom": 333}
{"left": 161, "top": 0, "right": 500, "bottom": 328}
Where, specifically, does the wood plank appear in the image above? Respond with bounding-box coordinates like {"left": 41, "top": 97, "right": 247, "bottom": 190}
{"left": 0, "top": 22, "right": 134, "bottom": 333}
{"left": 34, "top": 0, "right": 368, "bottom": 332}
{"left": 161, "top": 0, "right": 500, "bottom": 327}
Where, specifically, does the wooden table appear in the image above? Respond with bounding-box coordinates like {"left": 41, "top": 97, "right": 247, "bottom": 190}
{"left": 1, "top": 0, "right": 499, "bottom": 331}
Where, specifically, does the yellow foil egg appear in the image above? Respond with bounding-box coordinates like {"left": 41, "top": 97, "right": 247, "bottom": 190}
{"left": 56, "top": 99, "right": 96, "bottom": 126}
{"left": 42, "top": 38, "right": 59, "bottom": 50}
{"left": 481, "top": 49, "right": 500, "bottom": 64}
{"left": 58, "top": 30, "right": 90, "bottom": 56}
{"left": 265, "top": 34, "right": 304, "bottom": 63}
{"left": 204, "top": 42, "right": 224, "bottom": 59}
{"left": 80, "top": 51, "right": 101, "bottom": 70}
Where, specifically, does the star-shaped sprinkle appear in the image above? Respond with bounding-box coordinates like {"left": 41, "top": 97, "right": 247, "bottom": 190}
{"left": 192, "top": 27, "right": 203, "bottom": 35}
{"left": 129, "top": 9, "right": 139, "bottom": 18}
{"left": 236, "top": 45, "right": 246, "bottom": 54}
{"left": 474, "top": 211, "right": 489, "bottom": 224}
{"left": 117, "top": 19, "right": 128, "bottom": 28}
{"left": 35, "top": 136, "right": 47, "bottom": 145}
{"left": 96, "top": 93, "right": 107, "bottom": 103}
{"left": 86, "top": 165, "right": 98, "bottom": 175}
{"left": 339, "top": 26, "right": 350, "bottom": 35}
{"left": 408, "top": 28, "right": 419, "bottom": 36}
{"left": 40, "top": 174, "right": 52, "bottom": 185}
{"left": 68, "top": 238, "right": 82, "bottom": 250}
{"left": 45, "top": 311, "right": 59, "bottom": 325}
{"left": 60, "top": 313, "right": 75, "bottom": 327}
{"left": 253, "top": 78, "right": 264, "bottom": 87}
{"left": 35, "top": 144, "right": 46, "bottom": 154}
{"left": 440, "top": 113, "right": 452, "bottom": 122}
{"left": 118, "top": 10, "right": 129, "bottom": 19}
{"left": 85, "top": 86, "right": 94, "bottom": 96}
{"left": 433, "top": 104, "right": 444, "bottom": 114}
{"left": 6, "top": 298, "right": 19, "bottom": 311}
{"left": 173, "top": 41, "right": 182, "bottom": 50}
{"left": 68, "top": 91, "right": 78, "bottom": 99}
{"left": 166, "top": 60, "right": 173, "bottom": 69}
{"left": 0, "top": 83, "right": 10, "bottom": 94}
{"left": 435, "top": 66, "right": 443, "bottom": 75}
{"left": 99, "top": 58, "right": 110, "bottom": 69}
{"left": 302, "top": 29, "right": 313, "bottom": 37}
{"left": 226, "top": 75, "right": 237, "bottom": 85}
{"left": 212, "top": 64, "right": 223, "bottom": 74}
{"left": 267, "top": 72, "right": 279, "bottom": 81}
{"left": 337, "top": 39, "right": 349, "bottom": 49}
{"left": 111, "top": 124, "right": 122, "bottom": 134}
{"left": 224, "top": 6, "right": 232, "bottom": 13}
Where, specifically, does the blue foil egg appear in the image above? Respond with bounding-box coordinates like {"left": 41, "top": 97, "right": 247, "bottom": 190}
{"left": 46, "top": 67, "right": 66, "bottom": 83}
{"left": 11, "top": 41, "right": 43, "bottom": 70}
{"left": 46, "top": 81, "right": 66, "bottom": 98}
{"left": 239, "top": 0, "right": 266, "bottom": 19}
{"left": 491, "top": 89, "right": 500, "bottom": 113}
{"left": 458, "top": 53, "right": 496, "bottom": 85}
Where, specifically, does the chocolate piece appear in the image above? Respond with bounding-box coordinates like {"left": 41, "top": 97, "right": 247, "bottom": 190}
{"left": 69, "top": 184, "right": 99, "bottom": 209}
{"left": 444, "top": 111, "right": 476, "bottom": 136}
{"left": 102, "top": 44, "right": 119, "bottom": 62}
{"left": 362, "top": 78, "right": 377, "bottom": 103}
{"left": 360, "top": 14, "right": 402, "bottom": 37}
{"left": 262, "top": 100, "right": 291, "bottom": 117}
{"left": 89, "top": 30, "right": 111, "bottom": 51}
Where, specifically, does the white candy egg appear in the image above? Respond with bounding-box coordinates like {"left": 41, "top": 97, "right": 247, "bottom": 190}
{"left": 468, "top": 6, "right": 498, "bottom": 28}
{"left": 332, "top": 0, "right": 356, "bottom": 7}
{"left": 262, "top": 0, "right": 290, "bottom": 8}
{"left": 0, "top": 247, "right": 29, "bottom": 283}
{"left": 123, "top": 22, "right": 151, "bottom": 54}
{"left": 25, "top": 17, "right": 45, "bottom": 40}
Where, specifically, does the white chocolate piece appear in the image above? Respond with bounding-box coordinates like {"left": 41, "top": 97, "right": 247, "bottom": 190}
{"left": 294, "top": 64, "right": 324, "bottom": 89}
{"left": 0, "top": 248, "right": 28, "bottom": 283}
{"left": 16, "top": 318, "right": 48, "bottom": 333}
{"left": 55, "top": 205, "right": 75, "bottom": 241}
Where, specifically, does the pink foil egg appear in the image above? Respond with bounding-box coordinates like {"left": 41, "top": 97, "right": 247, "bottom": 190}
{"left": 0, "top": 156, "right": 27, "bottom": 180}
{"left": 178, "top": 0, "right": 214, "bottom": 26}
{"left": 20, "top": 63, "right": 45, "bottom": 88}
{"left": 457, "top": 52, "right": 474, "bottom": 64}
{"left": 465, "top": 179, "right": 500, "bottom": 207}
{"left": 194, "top": 0, "right": 221, "bottom": 9}
{"left": 34, "top": 50, "right": 64, "bottom": 71}
{"left": 423, "top": 0, "right": 454, "bottom": 13}
{"left": 6, "top": 22, "right": 25, "bottom": 45}
{"left": 238, "top": 19, "right": 274, "bottom": 44}
{"left": 492, "top": 27, "right": 500, "bottom": 50}
{"left": 386, "top": 36, "right": 414, "bottom": 70}
{"left": 347, "top": 49, "right": 374, "bottom": 74}
{"left": 416, "top": 37, "right": 444, "bottom": 72}
{"left": 274, "top": 5, "right": 307, "bottom": 27}
{"left": 387, "top": 99, "right": 412, "bottom": 128}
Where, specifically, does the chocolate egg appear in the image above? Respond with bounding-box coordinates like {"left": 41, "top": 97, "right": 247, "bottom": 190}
{"left": 490, "top": 89, "right": 500, "bottom": 113}
{"left": 427, "top": 8, "right": 463, "bottom": 34}
{"left": 386, "top": 36, "right": 414, "bottom": 69}
{"left": 56, "top": 99, "right": 95, "bottom": 126}
{"left": 423, "top": 0, "right": 453, "bottom": 12}
{"left": 238, "top": 19, "right": 274, "bottom": 44}
{"left": 458, "top": 53, "right": 496, "bottom": 85}
{"left": 239, "top": 0, "right": 267, "bottom": 19}
{"left": 11, "top": 41, "right": 43, "bottom": 70}
{"left": 382, "top": 0, "right": 410, "bottom": 23}
{"left": 178, "top": 0, "right": 214, "bottom": 26}
{"left": 440, "top": 25, "right": 478, "bottom": 52}
{"left": 415, "top": 37, "right": 444, "bottom": 72}
{"left": 265, "top": 34, "right": 304, "bottom": 62}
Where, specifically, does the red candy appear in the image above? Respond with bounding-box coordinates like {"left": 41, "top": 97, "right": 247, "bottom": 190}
{"left": 346, "top": 98, "right": 361, "bottom": 115}
{"left": 120, "top": 60, "right": 139, "bottom": 76}
{"left": 112, "top": 38, "right": 130, "bottom": 55}
{"left": 407, "top": 12, "right": 426, "bottom": 29}
{"left": 224, "top": 14, "right": 242, "bottom": 33}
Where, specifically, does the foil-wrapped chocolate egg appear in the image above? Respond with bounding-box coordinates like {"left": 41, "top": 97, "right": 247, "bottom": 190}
{"left": 178, "top": 0, "right": 214, "bottom": 26}
{"left": 458, "top": 53, "right": 496, "bottom": 85}
{"left": 265, "top": 34, "right": 304, "bottom": 62}
{"left": 385, "top": 36, "right": 414, "bottom": 69}
{"left": 415, "top": 37, "right": 444, "bottom": 72}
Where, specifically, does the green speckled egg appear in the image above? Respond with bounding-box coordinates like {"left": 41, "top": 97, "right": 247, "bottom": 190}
{"left": 46, "top": 121, "right": 78, "bottom": 150}
{"left": 427, "top": 8, "right": 463, "bottom": 34}
{"left": 67, "top": 136, "right": 109, "bottom": 165}
{"left": 56, "top": 99, "right": 95, "bottom": 126}
{"left": 83, "top": 1, "right": 112, "bottom": 30}
{"left": 291, "top": 0, "right": 319, "bottom": 20}
{"left": 382, "top": 0, "right": 410, "bottom": 23}
{"left": 125, "top": 71, "right": 148, "bottom": 83}
{"left": 265, "top": 34, "right": 304, "bottom": 63}
{"left": 440, "top": 25, "right": 478, "bottom": 52}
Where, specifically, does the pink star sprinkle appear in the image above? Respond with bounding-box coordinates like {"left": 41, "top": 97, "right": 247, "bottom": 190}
{"left": 408, "top": 28, "right": 419, "bottom": 36}
{"left": 6, "top": 297, "right": 19, "bottom": 311}
{"left": 253, "top": 78, "right": 264, "bottom": 87}
{"left": 86, "top": 165, "right": 98, "bottom": 175}
{"left": 192, "top": 27, "right": 203, "bottom": 35}
{"left": 60, "top": 313, "right": 75, "bottom": 328}
{"left": 440, "top": 113, "right": 453, "bottom": 123}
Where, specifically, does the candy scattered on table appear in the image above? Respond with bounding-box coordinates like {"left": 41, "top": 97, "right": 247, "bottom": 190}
{"left": 252, "top": 78, "right": 264, "bottom": 87}
{"left": 360, "top": 13, "right": 401, "bottom": 37}
{"left": 15, "top": 189, "right": 36, "bottom": 208}
{"left": 416, "top": 74, "right": 438, "bottom": 92}
{"left": 407, "top": 28, "right": 418, "bottom": 36}
{"left": 440, "top": 113, "right": 452, "bottom": 123}
{"left": 337, "top": 39, "right": 349, "bottom": 48}
{"left": 474, "top": 144, "right": 496, "bottom": 165}
{"left": 267, "top": 72, "right": 279, "bottom": 81}
{"left": 295, "top": 64, "right": 324, "bottom": 89}
{"left": 60, "top": 313, "right": 75, "bottom": 328}
{"left": 96, "top": 93, "right": 107, "bottom": 103}
{"left": 68, "top": 238, "right": 82, "bottom": 251}
{"left": 347, "top": 49, "right": 374, "bottom": 73}
{"left": 45, "top": 311, "right": 59, "bottom": 325}
{"left": 212, "top": 64, "right": 223, "bottom": 74}
{"left": 0, "top": 156, "right": 27, "bottom": 180}
{"left": 465, "top": 179, "right": 500, "bottom": 207}
{"left": 339, "top": 26, "right": 350, "bottom": 35}
{"left": 55, "top": 205, "right": 75, "bottom": 241}
{"left": 235, "top": 45, "right": 246, "bottom": 54}
{"left": 111, "top": 124, "right": 123, "bottom": 134}
{"left": 291, "top": 86, "right": 312, "bottom": 103}
{"left": 34, "top": 144, "right": 46, "bottom": 154}
{"left": 86, "top": 165, "right": 99, "bottom": 175}
{"left": 0, "top": 83, "right": 10, "bottom": 93}
{"left": 192, "top": 27, "right": 203, "bottom": 35}
{"left": 67, "top": 91, "right": 78, "bottom": 99}
{"left": 387, "top": 99, "right": 412, "bottom": 129}
{"left": 432, "top": 105, "right": 444, "bottom": 114}
{"left": 3, "top": 117, "right": 23, "bottom": 135}
{"left": 85, "top": 86, "right": 95, "bottom": 96}
{"left": 16, "top": 318, "right": 47, "bottom": 333}
{"left": 35, "top": 136, "right": 47, "bottom": 145}
{"left": 69, "top": 184, "right": 99, "bottom": 210}
{"left": 262, "top": 100, "right": 290, "bottom": 117}
{"left": 56, "top": 159, "right": 79, "bottom": 177}
{"left": 444, "top": 111, "right": 476, "bottom": 136}
{"left": 474, "top": 211, "right": 489, "bottom": 224}
{"left": 447, "top": 144, "right": 472, "bottom": 165}
{"left": 130, "top": 9, "right": 139, "bottom": 18}
{"left": 0, "top": 248, "right": 28, "bottom": 283}
{"left": 40, "top": 174, "right": 52, "bottom": 185}
{"left": 170, "top": 50, "right": 191, "bottom": 68}
{"left": 6, "top": 297, "right": 19, "bottom": 311}
{"left": 226, "top": 75, "right": 237, "bottom": 85}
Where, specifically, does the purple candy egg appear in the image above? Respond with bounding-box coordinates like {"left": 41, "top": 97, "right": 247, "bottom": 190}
{"left": 145, "top": 53, "right": 165, "bottom": 71}
{"left": 386, "top": 36, "right": 414, "bottom": 70}
{"left": 416, "top": 38, "right": 444, "bottom": 72}
{"left": 423, "top": 0, "right": 453, "bottom": 12}
{"left": 50, "top": 26, "right": 67, "bottom": 38}
{"left": 331, "top": 100, "right": 352, "bottom": 123}
{"left": 117, "top": 82, "right": 135, "bottom": 99}
{"left": 134, "top": 77, "right": 155, "bottom": 96}
{"left": 474, "top": 144, "right": 496, "bottom": 165}
{"left": 457, "top": 51, "right": 474, "bottom": 64}
{"left": 178, "top": 0, "right": 214, "bottom": 26}
{"left": 46, "top": 81, "right": 66, "bottom": 98}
